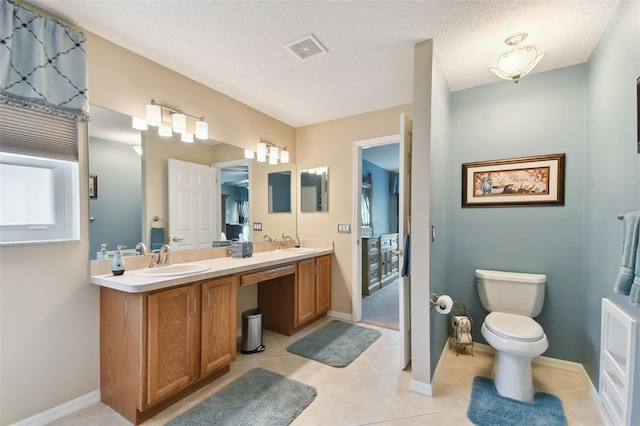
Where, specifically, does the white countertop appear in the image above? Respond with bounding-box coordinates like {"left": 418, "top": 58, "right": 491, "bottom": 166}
{"left": 90, "top": 247, "right": 333, "bottom": 293}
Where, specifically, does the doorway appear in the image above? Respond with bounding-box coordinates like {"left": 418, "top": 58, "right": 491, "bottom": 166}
{"left": 352, "top": 113, "right": 412, "bottom": 370}
{"left": 360, "top": 143, "right": 400, "bottom": 330}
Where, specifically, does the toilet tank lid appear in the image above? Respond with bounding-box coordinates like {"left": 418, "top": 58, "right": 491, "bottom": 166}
{"left": 475, "top": 269, "right": 546, "bottom": 283}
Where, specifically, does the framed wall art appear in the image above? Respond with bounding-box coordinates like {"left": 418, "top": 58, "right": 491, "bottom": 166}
{"left": 89, "top": 174, "right": 98, "bottom": 199}
{"left": 462, "top": 153, "right": 565, "bottom": 207}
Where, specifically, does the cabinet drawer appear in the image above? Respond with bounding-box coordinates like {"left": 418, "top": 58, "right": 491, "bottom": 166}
{"left": 366, "top": 238, "right": 379, "bottom": 250}
{"left": 240, "top": 264, "right": 295, "bottom": 286}
{"left": 367, "top": 265, "right": 379, "bottom": 280}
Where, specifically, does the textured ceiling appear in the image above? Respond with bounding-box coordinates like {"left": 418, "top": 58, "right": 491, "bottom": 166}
{"left": 26, "top": 0, "right": 618, "bottom": 128}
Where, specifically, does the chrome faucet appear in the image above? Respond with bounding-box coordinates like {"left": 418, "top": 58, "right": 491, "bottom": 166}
{"left": 263, "top": 235, "right": 273, "bottom": 242}
{"left": 135, "top": 242, "right": 148, "bottom": 256}
{"left": 279, "top": 235, "right": 292, "bottom": 250}
{"left": 149, "top": 244, "right": 172, "bottom": 268}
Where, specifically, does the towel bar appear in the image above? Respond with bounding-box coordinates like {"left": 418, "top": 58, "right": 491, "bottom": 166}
{"left": 617, "top": 213, "right": 625, "bottom": 220}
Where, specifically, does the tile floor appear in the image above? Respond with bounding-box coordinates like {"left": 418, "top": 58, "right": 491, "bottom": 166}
{"left": 51, "top": 317, "right": 604, "bottom": 425}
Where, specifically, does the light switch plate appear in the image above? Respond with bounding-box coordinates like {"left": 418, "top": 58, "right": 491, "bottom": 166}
{"left": 338, "top": 223, "right": 351, "bottom": 233}
{"left": 253, "top": 222, "right": 262, "bottom": 231}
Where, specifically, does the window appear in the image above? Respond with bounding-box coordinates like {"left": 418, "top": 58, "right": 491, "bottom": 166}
{"left": 0, "top": 153, "right": 79, "bottom": 244}
{"left": 0, "top": 104, "right": 80, "bottom": 245}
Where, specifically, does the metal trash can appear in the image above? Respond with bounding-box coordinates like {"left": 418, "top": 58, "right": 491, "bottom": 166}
{"left": 241, "top": 308, "right": 265, "bottom": 354}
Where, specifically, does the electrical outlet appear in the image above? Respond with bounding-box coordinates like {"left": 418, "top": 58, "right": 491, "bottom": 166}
{"left": 253, "top": 222, "right": 262, "bottom": 231}
{"left": 338, "top": 223, "right": 351, "bottom": 233}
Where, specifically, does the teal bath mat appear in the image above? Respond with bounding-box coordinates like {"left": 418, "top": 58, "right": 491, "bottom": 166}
{"left": 287, "top": 320, "right": 381, "bottom": 367}
{"left": 467, "top": 376, "right": 567, "bottom": 426}
{"left": 166, "top": 368, "right": 316, "bottom": 425}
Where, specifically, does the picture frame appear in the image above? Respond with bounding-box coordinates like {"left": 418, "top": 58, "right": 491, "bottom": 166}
{"left": 462, "top": 153, "right": 565, "bottom": 207}
{"left": 89, "top": 174, "right": 98, "bottom": 199}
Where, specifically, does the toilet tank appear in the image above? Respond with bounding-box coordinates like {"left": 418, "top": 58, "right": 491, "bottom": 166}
{"left": 475, "top": 269, "right": 546, "bottom": 317}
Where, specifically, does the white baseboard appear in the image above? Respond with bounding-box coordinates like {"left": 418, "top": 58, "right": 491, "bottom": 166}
{"left": 410, "top": 379, "right": 433, "bottom": 396}
{"left": 327, "top": 310, "right": 352, "bottom": 322}
{"left": 430, "top": 338, "right": 451, "bottom": 391}
{"left": 10, "top": 390, "right": 101, "bottom": 426}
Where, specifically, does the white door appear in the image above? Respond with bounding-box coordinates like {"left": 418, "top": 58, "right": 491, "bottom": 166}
{"left": 168, "top": 159, "right": 219, "bottom": 251}
{"left": 398, "top": 113, "right": 412, "bottom": 369}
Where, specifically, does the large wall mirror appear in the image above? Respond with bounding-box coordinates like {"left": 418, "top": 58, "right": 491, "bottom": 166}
{"left": 89, "top": 106, "right": 292, "bottom": 259}
{"left": 300, "top": 166, "right": 328, "bottom": 212}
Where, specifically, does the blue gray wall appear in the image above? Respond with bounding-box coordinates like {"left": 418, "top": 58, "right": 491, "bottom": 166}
{"left": 448, "top": 64, "right": 588, "bottom": 361}
{"left": 442, "top": 5, "right": 639, "bottom": 422}
{"left": 429, "top": 51, "right": 452, "bottom": 369}
{"left": 88, "top": 137, "right": 142, "bottom": 259}
{"left": 583, "top": 1, "right": 640, "bottom": 424}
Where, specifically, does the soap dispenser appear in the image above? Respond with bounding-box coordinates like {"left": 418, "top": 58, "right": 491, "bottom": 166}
{"left": 97, "top": 244, "right": 108, "bottom": 260}
{"left": 111, "top": 245, "right": 126, "bottom": 276}
{"left": 294, "top": 233, "right": 300, "bottom": 248}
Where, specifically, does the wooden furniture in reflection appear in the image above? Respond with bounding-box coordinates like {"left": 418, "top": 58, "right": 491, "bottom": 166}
{"left": 362, "top": 234, "right": 398, "bottom": 296}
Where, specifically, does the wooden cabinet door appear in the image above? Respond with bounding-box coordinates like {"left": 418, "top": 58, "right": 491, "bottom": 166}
{"left": 295, "top": 258, "right": 316, "bottom": 326}
{"left": 315, "top": 255, "right": 331, "bottom": 314}
{"left": 201, "top": 276, "right": 237, "bottom": 376}
{"left": 147, "top": 284, "right": 200, "bottom": 406}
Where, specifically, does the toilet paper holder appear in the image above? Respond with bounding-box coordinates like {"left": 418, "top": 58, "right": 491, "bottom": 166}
{"left": 429, "top": 293, "right": 452, "bottom": 312}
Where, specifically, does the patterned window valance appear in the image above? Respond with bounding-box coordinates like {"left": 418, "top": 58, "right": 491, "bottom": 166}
{"left": 0, "top": 0, "right": 89, "bottom": 120}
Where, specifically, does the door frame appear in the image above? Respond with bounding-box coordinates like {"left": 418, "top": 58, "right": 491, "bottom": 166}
{"left": 351, "top": 133, "right": 401, "bottom": 321}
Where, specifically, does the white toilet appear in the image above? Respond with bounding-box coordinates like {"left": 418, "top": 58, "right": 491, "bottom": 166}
{"left": 476, "top": 269, "right": 549, "bottom": 402}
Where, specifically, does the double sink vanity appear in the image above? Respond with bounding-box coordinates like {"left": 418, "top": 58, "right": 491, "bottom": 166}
{"left": 90, "top": 242, "right": 332, "bottom": 425}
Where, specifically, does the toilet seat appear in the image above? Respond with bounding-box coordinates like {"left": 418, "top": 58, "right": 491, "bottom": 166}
{"left": 484, "top": 312, "right": 544, "bottom": 342}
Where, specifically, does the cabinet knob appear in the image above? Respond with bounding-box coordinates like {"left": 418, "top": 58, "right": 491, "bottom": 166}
{"left": 394, "top": 249, "right": 403, "bottom": 255}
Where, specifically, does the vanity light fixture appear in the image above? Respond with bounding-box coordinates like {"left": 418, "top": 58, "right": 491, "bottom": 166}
{"left": 131, "top": 98, "right": 209, "bottom": 141}
{"left": 488, "top": 33, "right": 546, "bottom": 84}
{"left": 245, "top": 138, "right": 289, "bottom": 164}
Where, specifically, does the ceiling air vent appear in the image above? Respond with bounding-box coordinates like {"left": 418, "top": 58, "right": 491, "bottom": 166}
{"left": 286, "top": 34, "right": 327, "bottom": 61}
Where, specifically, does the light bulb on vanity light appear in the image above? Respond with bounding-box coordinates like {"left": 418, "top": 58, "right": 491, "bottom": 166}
{"left": 181, "top": 132, "right": 194, "bottom": 143}
{"left": 269, "top": 146, "right": 278, "bottom": 165}
{"left": 257, "top": 141, "right": 267, "bottom": 162}
{"left": 172, "top": 112, "right": 187, "bottom": 134}
{"left": 158, "top": 125, "right": 172, "bottom": 137}
{"left": 146, "top": 103, "right": 162, "bottom": 127}
{"left": 280, "top": 150, "right": 289, "bottom": 163}
{"left": 132, "top": 117, "right": 148, "bottom": 130}
{"left": 195, "top": 120, "right": 208, "bottom": 140}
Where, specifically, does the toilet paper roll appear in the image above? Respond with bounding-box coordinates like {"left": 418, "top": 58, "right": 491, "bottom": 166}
{"left": 435, "top": 295, "right": 453, "bottom": 314}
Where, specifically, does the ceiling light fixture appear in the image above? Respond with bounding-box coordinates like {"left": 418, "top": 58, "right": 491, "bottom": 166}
{"left": 245, "top": 138, "right": 289, "bottom": 164}
{"left": 132, "top": 98, "right": 209, "bottom": 141}
{"left": 489, "top": 33, "right": 546, "bottom": 84}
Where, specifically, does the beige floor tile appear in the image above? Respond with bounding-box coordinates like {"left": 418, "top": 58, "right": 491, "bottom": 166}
{"left": 414, "top": 408, "right": 474, "bottom": 425}
{"left": 381, "top": 370, "right": 470, "bottom": 416}
{"left": 322, "top": 375, "right": 413, "bottom": 425}
{"left": 50, "top": 320, "right": 603, "bottom": 426}
{"left": 290, "top": 384, "right": 340, "bottom": 426}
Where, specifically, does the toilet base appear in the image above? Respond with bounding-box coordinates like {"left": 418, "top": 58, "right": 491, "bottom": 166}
{"left": 492, "top": 350, "right": 535, "bottom": 402}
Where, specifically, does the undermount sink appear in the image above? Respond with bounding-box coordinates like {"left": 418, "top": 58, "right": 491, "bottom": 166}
{"left": 279, "top": 247, "right": 316, "bottom": 254}
{"left": 134, "top": 263, "right": 210, "bottom": 277}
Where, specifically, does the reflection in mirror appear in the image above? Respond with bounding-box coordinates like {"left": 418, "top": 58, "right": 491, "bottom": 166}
{"left": 88, "top": 106, "right": 143, "bottom": 259}
{"left": 219, "top": 162, "right": 250, "bottom": 241}
{"left": 362, "top": 173, "right": 372, "bottom": 237}
{"left": 268, "top": 171, "right": 291, "bottom": 213}
{"left": 88, "top": 106, "right": 249, "bottom": 259}
{"left": 300, "top": 166, "right": 329, "bottom": 212}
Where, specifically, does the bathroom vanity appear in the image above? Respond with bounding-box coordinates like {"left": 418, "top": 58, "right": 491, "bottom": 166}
{"left": 91, "top": 246, "right": 332, "bottom": 425}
